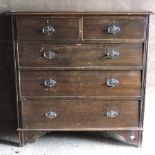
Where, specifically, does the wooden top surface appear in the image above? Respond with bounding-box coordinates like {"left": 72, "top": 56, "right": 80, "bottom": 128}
{"left": 6, "top": 11, "right": 153, "bottom": 16}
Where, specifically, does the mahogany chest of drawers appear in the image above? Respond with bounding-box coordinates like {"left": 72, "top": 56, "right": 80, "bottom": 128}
{"left": 10, "top": 12, "right": 150, "bottom": 146}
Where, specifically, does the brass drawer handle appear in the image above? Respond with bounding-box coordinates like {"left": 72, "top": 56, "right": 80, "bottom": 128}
{"left": 105, "top": 110, "right": 118, "bottom": 118}
{"left": 42, "top": 25, "right": 55, "bottom": 34}
{"left": 106, "top": 50, "right": 120, "bottom": 59}
{"left": 106, "top": 78, "right": 119, "bottom": 87}
{"left": 45, "top": 111, "right": 57, "bottom": 119}
{"left": 107, "top": 25, "right": 121, "bottom": 34}
{"left": 44, "top": 79, "right": 57, "bottom": 87}
{"left": 43, "top": 51, "right": 56, "bottom": 60}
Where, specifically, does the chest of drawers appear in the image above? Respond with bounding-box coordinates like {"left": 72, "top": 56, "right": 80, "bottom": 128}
{"left": 10, "top": 12, "right": 150, "bottom": 147}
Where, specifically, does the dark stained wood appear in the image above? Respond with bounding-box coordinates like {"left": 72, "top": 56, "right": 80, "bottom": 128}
{"left": 18, "top": 43, "right": 143, "bottom": 69}
{"left": 19, "top": 96, "right": 142, "bottom": 100}
{"left": 7, "top": 11, "right": 152, "bottom": 16}
{"left": 16, "top": 18, "right": 80, "bottom": 42}
{"left": 19, "top": 67, "right": 143, "bottom": 71}
{"left": 10, "top": 12, "right": 150, "bottom": 147}
{"left": 17, "top": 127, "right": 143, "bottom": 131}
{"left": 19, "top": 71, "right": 141, "bottom": 97}
{"left": 18, "top": 130, "right": 142, "bottom": 147}
{"left": 80, "top": 38, "right": 145, "bottom": 44}
{"left": 83, "top": 16, "right": 146, "bottom": 41}
{"left": 20, "top": 99, "right": 139, "bottom": 129}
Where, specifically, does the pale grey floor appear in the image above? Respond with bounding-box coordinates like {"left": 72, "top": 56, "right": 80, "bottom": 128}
{"left": 0, "top": 89, "right": 155, "bottom": 155}
{"left": 0, "top": 131, "right": 145, "bottom": 155}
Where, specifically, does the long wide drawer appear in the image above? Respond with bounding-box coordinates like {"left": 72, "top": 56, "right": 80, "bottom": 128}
{"left": 19, "top": 71, "right": 141, "bottom": 97}
{"left": 16, "top": 17, "right": 80, "bottom": 42}
{"left": 83, "top": 16, "right": 146, "bottom": 41}
{"left": 21, "top": 99, "right": 139, "bottom": 129}
{"left": 18, "top": 43, "right": 143, "bottom": 69}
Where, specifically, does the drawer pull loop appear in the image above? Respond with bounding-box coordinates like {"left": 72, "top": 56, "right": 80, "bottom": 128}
{"left": 107, "top": 25, "right": 121, "bottom": 34}
{"left": 42, "top": 25, "right": 55, "bottom": 34}
{"left": 44, "top": 79, "right": 57, "bottom": 87}
{"left": 43, "top": 51, "right": 56, "bottom": 60}
{"left": 45, "top": 111, "right": 57, "bottom": 119}
{"left": 106, "top": 110, "right": 118, "bottom": 118}
{"left": 106, "top": 50, "right": 120, "bottom": 59}
{"left": 106, "top": 79, "right": 119, "bottom": 87}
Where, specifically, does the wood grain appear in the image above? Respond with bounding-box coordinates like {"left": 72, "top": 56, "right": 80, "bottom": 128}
{"left": 17, "top": 43, "right": 143, "bottom": 69}
{"left": 19, "top": 71, "right": 141, "bottom": 97}
{"left": 7, "top": 12, "right": 152, "bottom": 16}
{"left": 20, "top": 99, "right": 139, "bottom": 129}
{"left": 83, "top": 16, "right": 146, "bottom": 40}
{"left": 16, "top": 18, "right": 80, "bottom": 42}
{"left": 10, "top": 12, "right": 150, "bottom": 146}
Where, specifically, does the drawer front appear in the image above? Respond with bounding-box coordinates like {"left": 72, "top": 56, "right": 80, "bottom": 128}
{"left": 16, "top": 18, "right": 80, "bottom": 42}
{"left": 21, "top": 99, "right": 139, "bottom": 129}
{"left": 83, "top": 16, "right": 146, "bottom": 40}
{"left": 20, "top": 71, "right": 141, "bottom": 97}
{"left": 18, "top": 43, "right": 143, "bottom": 68}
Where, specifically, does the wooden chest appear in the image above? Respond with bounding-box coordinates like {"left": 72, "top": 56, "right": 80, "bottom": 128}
{"left": 10, "top": 12, "right": 150, "bottom": 146}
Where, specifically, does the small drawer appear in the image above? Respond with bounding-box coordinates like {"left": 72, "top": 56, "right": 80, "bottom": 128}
{"left": 18, "top": 43, "right": 143, "bottom": 69}
{"left": 83, "top": 16, "right": 146, "bottom": 41}
{"left": 21, "top": 99, "right": 139, "bottom": 129}
{"left": 19, "top": 71, "right": 141, "bottom": 97}
{"left": 16, "top": 17, "right": 80, "bottom": 42}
